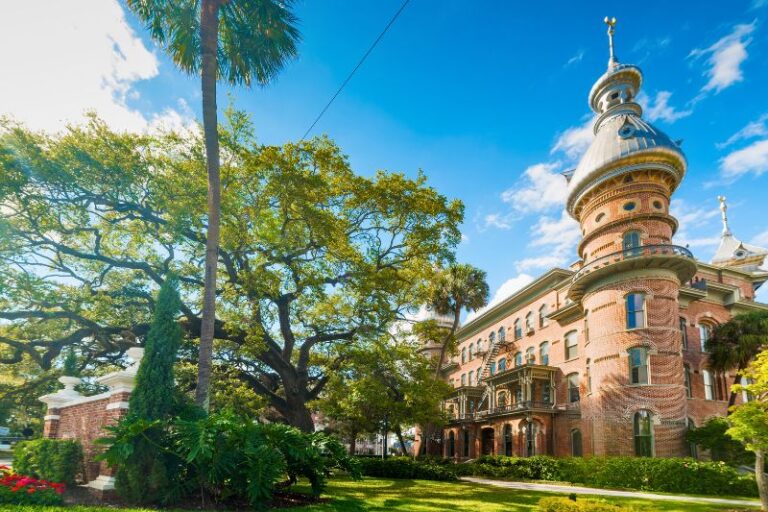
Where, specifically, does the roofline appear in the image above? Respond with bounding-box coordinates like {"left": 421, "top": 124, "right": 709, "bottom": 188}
{"left": 458, "top": 268, "right": 573, "bottom": 341}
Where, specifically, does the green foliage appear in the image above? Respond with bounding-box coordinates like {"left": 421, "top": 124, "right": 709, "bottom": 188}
{"left": 459, "top": 456, "right": 758, "bottom": 497}
{"left": 0, "top": 483, "right": 64, "bottom": 506}
{"left": 0, "top": 115, "right": 463, "bottom": 429}
{"left": 99, "top": 410, "right": 358, "bottom": 509}
{"left": 687, "top": 416, "right": 753, "bottom": 465}
{"left": 356, "top": 457, "right": 458, "bottom": 481}
{"left": 61, "top": 349, "right": 78, "bottom": 377}
{"left": 728, "top": 349, "right": 768, "bottom": 454}
{"left": 537, "top": 497, "right": 641, "bottom": 512}
{"left": 12, "top": 439, "right": 83, "bottom": 486}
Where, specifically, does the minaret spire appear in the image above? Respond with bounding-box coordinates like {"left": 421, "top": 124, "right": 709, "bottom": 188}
{"left": 718, "top": 196, "right": 732, "bottom": 236}
{"left": 604, "top": 16, "right": 618, "bottom": 69}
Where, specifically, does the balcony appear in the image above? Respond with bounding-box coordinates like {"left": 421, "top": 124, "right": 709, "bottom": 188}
{"left": 569, "top": 244, "right": 697, "bottom": 301}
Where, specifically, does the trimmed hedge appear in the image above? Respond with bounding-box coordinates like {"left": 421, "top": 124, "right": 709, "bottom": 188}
{"left": 12, "top": 439, "right": 83, "bottom": 486}
{"left": 458, "top": 456, "right": 758, "bottom": 497}
{"left": 538, "top": 497, "right": 641, "bottom": 512}
{"left": 357, "top": 457, "right": 458, "bottom": 481}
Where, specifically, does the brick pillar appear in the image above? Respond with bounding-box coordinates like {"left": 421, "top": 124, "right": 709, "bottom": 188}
{"left": 42, "top": 408, "right": 61, "bottom": 438}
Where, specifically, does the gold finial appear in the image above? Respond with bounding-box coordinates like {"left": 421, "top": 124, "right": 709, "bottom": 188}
{"left": 604, "top": 16, "right": 618, "bottom": 68}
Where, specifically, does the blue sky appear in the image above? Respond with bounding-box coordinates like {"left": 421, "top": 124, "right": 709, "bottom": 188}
{"left": 1, "top": 0, "right": 767, "bottom": 309}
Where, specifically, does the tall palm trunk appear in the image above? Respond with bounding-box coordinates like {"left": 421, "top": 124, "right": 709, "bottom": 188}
{"left": 195, "top": 0, "right": 221, "bottom": 410}
{"left": 756, "top": 449, "right": 768, "bottom": 511}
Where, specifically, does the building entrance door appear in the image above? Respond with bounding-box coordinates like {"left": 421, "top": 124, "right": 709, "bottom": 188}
{"left": 481, "top": 428, "right": 495, "bottom": 456}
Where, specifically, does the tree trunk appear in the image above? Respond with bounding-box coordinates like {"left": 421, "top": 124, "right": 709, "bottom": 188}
{"left": 727, "top": 373, "right": 741, "bottom": 411}
{"left": 348, "top": 432, "right": 357, "bottom": 456}
{"left": 756, "top": 449, "right": 768, "bottom": 511}
{"left": 283, "top": 395, "right": 315, "bottom": 433}
{"left": 195, "top": 0, "right": 222, "bottom": 410}
{"left": 382, "top": 416, "right": 389, "bottom": 459}
{"left": 394, "top": 425, "right": 408, "bottom": 456}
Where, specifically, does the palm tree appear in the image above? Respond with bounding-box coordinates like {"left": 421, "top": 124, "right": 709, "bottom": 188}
{"left": 426, "top": 263, "right": 489, "bottom": 379}
{"left": 127, "top": 0, "right": 300, "bottom": 409}
{"left": 707, "top": 311, "right": 768, "bottom": 409}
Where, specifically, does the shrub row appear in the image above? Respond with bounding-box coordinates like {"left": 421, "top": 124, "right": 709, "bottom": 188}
{"left": 458, "top": 455, "right": 758, "bottom": 497}
{"left": 356, "top": 457, "right": 458, "bottom": 481}
{"left": 538, "top": 497, "right": 640, "bottom": 512}
{"left": 13, "top": 439, "right": 83, "bottom": 486}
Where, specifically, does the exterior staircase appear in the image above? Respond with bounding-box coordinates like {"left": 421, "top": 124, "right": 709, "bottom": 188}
{"left": 476, "top": 335, "right": 504, "bottom": 408}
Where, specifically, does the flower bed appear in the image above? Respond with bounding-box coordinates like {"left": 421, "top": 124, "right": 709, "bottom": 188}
{"left": 0, "top": 465, "right": 65, "bottom": 505}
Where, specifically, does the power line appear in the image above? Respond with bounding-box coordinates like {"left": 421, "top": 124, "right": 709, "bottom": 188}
{"left": 300, "top": 0, "right": 411, "bottom": 141}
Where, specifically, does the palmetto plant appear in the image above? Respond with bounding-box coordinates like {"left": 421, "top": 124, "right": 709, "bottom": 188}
{"left": 707, "top": 311, "right": 768, "bottom": 409}
{"left": 126, "top": 0, "right": 300, "bottom": 409}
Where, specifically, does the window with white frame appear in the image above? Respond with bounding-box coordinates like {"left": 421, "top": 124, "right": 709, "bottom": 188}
{"left": 469, "top": 342, "right": 475, "bottom": 360}
{"left": 539, "top": 341, "right": 550, "bottom": 365}
{"left": 684, "top": 364, "right": 692, "bottom": 398}
{"left": 514, "top": 319, "right": 522, "bottom": 339}
{"left": 461, "top": 373, "right": 466, "bottom": 386}
{"left": 626, "top": 293, "right": 646, "bottom": 329}
{"left": 498, "top": 357, "right": 507, "bottom": 371}
{"left": 699, "top": 324, "right": 712, "bottom": 352}
{"left": 539, "top": 304, "right": 549, "bottom": 328}
{"left": 680, "top": 317, "right": 688, "bottom": 349}
{"left": 629, "top": 347, "right": 649, "bottom": 384}
{"left": 567, "top": 373, "right": 580, "bottom": 403}
{"left": 498, "top": 326, "right": 506, "bottom": 342}
{"left": 514, "top": 351, "right": 523, "bottom": 367}
{"left": 525, "top": 312, "right": 534, "bottom": 332}
{"left": 525, "top": 347, "right": 535, "bottom": 364}
{"left": 703, "top": 369, "right": 714, "bottom": 400}
{"left": 461, "top": 347, "right": 466, "bottom": 364}
{"left": 565, "top": 331, "right": 578, "bottom": 360}
{"left": 634, "top": 410, "right": 654, "bottom": 457}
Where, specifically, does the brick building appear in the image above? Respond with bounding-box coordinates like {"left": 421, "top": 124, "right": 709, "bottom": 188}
{"left": 418, "top": 21, "right": 768, "bottom": 460}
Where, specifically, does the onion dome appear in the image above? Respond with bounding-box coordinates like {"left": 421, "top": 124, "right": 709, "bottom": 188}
{"left": 565, "top": 18, "right": 686, "bottom": 218}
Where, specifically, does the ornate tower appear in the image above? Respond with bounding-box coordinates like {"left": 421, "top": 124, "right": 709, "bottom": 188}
{"left": 565, "top": 18, "right": 697, "bottom": 456}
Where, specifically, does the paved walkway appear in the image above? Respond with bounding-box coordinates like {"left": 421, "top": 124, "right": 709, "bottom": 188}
{"left": 461, "top": 476, "right": 762, "bottom": 508}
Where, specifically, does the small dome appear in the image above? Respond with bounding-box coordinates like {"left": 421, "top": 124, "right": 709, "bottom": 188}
{"left": 566, "top": 113, "right": 686, "bottom": 216}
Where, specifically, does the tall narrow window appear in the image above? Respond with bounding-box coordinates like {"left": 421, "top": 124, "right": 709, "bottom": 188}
{"left": 504, "top": 424, "right": 513, "bottom": 456}
{"left": 623, "top": 231, "right": 642, "bottom": 256}
{"left": 498, "top": 357, "right": 507, "bottom": 371}
{"left": 477, "top": 338, "right": 484, "bottom": 353}
{"left": 584, "top": 310, "right": 590, "bottom": 343}
{"left": 489, "top": 361, "right": 496, "bottom": 375}
{"left": 680, "top": 317, "right": 688, "bottom": 349}
{"left": 461, "top": 373, "right": 466, "bottom": 387}
{"left": 626, "top": 293, "right": 646, "bottom": 329}
{"left": 487, "top": 332, "right": 495, "bottom": 348}
{"left": 514, "top": 319, "right": 522, "bottom": 339}
{"left": 699, "top": 324, "right": 712, "bottom": 352}
{"left": 586, "top": 359, "right": 592, "bottom": 392}
{"left": 539, "top": 304, "right": 549, "bottom": 328}
{"left": 539, "top": 342, "right": 550, "bottom": 365}
{"left": 498, "top": 327, "right": 505, "bottom": 342}
{"left": 629, "top": 347, "right": 649, "bottom": 384}
{"left": 476, "top": 369, "right": 482, "bottom": 385}
{"left": 514, "top": 352, "right": 523, "bottom": 367}
{"left": 542, "top": 382, "right": 551, "bottom": 404}
{"left": 634, "top": 410, "right": 654, "bottom": 457}
{"left": 525, "top": 312, "right": 534, "bottom": 332}
{"left": 448, "top": 431, "right": 455, "bottom": 457}
{"left": 571, "top": 429, "right": 583, "bottom": 457}
{"left": 687, "top": 418, "right": 698, "bottom": 459}
{"left": 684, "top": 364, "right": 692, "bottom": 398}
{"left": 515, "top": 387, "right": 523, "bottom": 403}
{"left": 497, "top": 392, "right": 508, "bottom": 408}
{"left": 526, "top": 347, "right": 535, "bottom": 364}
{"left": 469, "top": 343, "right": 475, "bottom": 360}
{"left": 567, "top": 373, "right": 580, "bottom": 403}
{"left": 565, "top": 331, "right": 578, "bottom": 360}
{"left": 461, "top": 347, "right": 466, "bottom": 364}
{"left": 463, "top": 430, "right": 469, "bottom": 457}
{"left": 703, "top": 369, "right": 714, "bottom": 400}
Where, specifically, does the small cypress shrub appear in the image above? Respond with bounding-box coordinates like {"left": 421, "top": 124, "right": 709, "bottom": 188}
{"left": 114, "top": 276, "right": 183, "bottom": 504}
{"left": 12, "top": 439, "right": 83, "bottom": 485}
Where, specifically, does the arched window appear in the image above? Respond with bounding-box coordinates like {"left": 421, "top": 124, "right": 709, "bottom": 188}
{"left": 488, "top": 332, "right": 495, "bottom": 348}
{"left": 571, "top": 429, "right": 583, "bottom": 457}
{"left": 623, "top": 230, "right": 642, "bottom": 256}
{"left": 503, "top": 424, "right": 513, "bottom": 456}
{"left": 514, "top": 319, "right": 522, "bottom": 339}
{"left": 498, "top": 357, "right": 507, "bottom": 371}
{"left": 684, "top": 364, "right": 692, "bottom": 398}
{"left": 703, "top": 369, "right": 714, "bottom": 400}
{"left": 477, "top": 338, "right": 483, "bottom": 353}
{"left": 567, "top": 373, "right": 580, "bottom": 403}
{"left": 461, "top": 373, "right": 467, "bottom": 387}
{"left": 585, "top": 359, "right": 592, "bottom": 392}
{"left": 498, "top": 326, "right": 506, "bottom": 342}
{"left": 699, "top": 323, "right": 712, "bottom": 352}
{"left": 565, "top": 331, "right": 578, "bottom": 360}
{"left": 539, "top": 304, "right": 549, "bottom": 328}
{"left": 539, "top": 341, "right": 550, "bottom": 365}
{"left": 489, "top": 361, "right": 496, "bottom": 375}
{"left": 469, "top": 343, "right": 475, "bottom": 360}
{"left": 463, "top": 430, "right": 470, "bottom": 457}
{"left": 497, "top": 391, "right": 508, "bottom": 408}
{"left": 626, "top": 293, "right": 646, "bottom": 329}
{"left": 448, "top": 431, "right": 456, "bottom": 457}
{"left": 514, "top": 352, "right": 523, "bottom": 367}
{"left": 526, "top": 347, "right": 535, "bottom": 364}
{"left": 629, "top": 347, "right": 649, "bottom": 384}
{"left": 525, "top": 312, "right": 534, "bottom": 332}
{"left": 633, "top": 410, "right": 654, "bottom": 457}
{"left": 679, "top": 317, "right": 689, "bottom": 349}
{"left": 461, "top": 347, "right": 466, "bottom": 364}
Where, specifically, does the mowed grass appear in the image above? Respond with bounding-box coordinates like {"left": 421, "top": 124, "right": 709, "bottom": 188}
{"left": 0, "top": 477, "right": 759, "bottom": 512}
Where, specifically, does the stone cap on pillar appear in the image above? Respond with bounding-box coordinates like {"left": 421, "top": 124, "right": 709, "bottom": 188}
{"left": 98, "top": 347, "right": 144, "bottom": 394}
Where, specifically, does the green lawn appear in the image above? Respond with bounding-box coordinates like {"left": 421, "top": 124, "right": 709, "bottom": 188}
{"left": 0, "top": 477, "right": 759, "bottom": 512}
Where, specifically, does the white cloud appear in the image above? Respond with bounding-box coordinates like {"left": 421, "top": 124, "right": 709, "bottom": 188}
{"left": 565, "top": 50, "right": 585, "bottom": 67}
{"left": 752, "top": 230, "right": 768, "bottom": 246}
{"left": 638, "top": 91, "right": 692, "bottom": 123}
{"left": 690, "top": 21, "right": 756, "bottom": 94}
{"left": 718, "top": 113, "right": 768, "bottom": 148}
{"left": 551, "top": 118, "right": 594, "bottom": 161}
{"left": 0, "top": 1, "right": 191, "bottom": 132}
{"left": 465, "top": 274, "right": 534, "bottom": 323}
{"left": 483, "top": 213, "right": 514, "bottom": 230}
{"left": 501, "top": 162, "right": 567, "bottom": 214}
{"left": 670, "top": 199, "right": 720, "bottom": 228}
{"left": 513, "top": 210, "right": 581, "bottom": 272}
{"left": 720, "top": 139, "right": 768, "bottom": 178}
